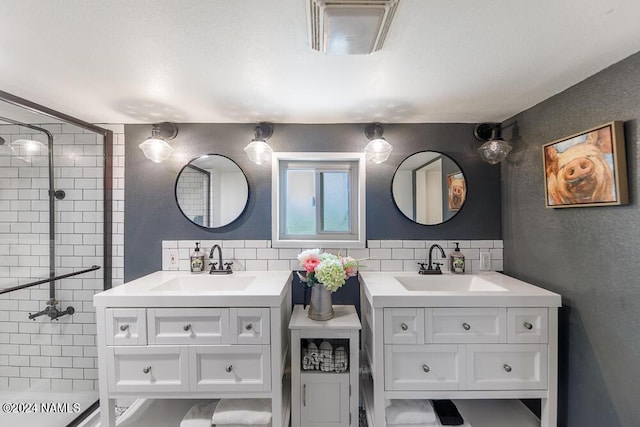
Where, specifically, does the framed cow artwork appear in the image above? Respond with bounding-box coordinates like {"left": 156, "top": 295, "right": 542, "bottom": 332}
{"left": 542, "top": 121, "right": 628, "bottom": 208}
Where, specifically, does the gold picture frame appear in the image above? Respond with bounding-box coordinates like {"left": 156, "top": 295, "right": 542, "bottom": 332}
{"left": 542, "top": 121, "right": 628, "bottom": 208}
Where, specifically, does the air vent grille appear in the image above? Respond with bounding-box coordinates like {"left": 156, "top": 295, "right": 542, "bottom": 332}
{"left": 307, "top": 0, "right": 400, "bottom": 54}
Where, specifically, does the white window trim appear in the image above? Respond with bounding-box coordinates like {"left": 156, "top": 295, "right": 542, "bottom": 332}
{"left": 272, "top": 152, "right": 366, "bottom": 249}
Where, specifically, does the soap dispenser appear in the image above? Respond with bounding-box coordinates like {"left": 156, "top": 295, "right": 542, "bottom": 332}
{"left": 190, "top": 242, "right": 205, "bottom": 273}
{"left": 449, "top": 242, "right": 465, "bottom": 274}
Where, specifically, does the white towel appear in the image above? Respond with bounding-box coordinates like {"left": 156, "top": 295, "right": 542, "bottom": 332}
{"left": 307, "top": 342, "right": 320, "bottom": 369}
{"left": 334, "top": 346, "right": 348, "bottom": 373}
{"left": 386, "top": 399, "right": 436, "bottom": 425}
{"left": 386, "top": 424, "right": 438, "bottom": 427}
{"left": 319, "top": 341, "right": 334, "bottom": 372}
{"left": 181, "top": 401, "right": 217, "bottom": 427}
{"left": 302, "top": 347, "right": 314, "bottom": 370}
{"left": 211, "top": 399, "right": 272, "bottom": 425}
{"left": 214, "top": 424, "right": 271, "bottom": 427}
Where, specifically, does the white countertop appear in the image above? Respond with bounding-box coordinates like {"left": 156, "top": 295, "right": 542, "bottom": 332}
{"left": 93, "top": 270, "right": 292, "bottom": 307}
{"left": 359, "top": 271, "right": 561, "bottom": 308}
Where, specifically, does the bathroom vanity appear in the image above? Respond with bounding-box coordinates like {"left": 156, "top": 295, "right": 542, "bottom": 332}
{"left": 93, "top": 271, "right": 292, "bottom": 427}
{"left": 359, "top": 272, "right": 561, "bottom": 427}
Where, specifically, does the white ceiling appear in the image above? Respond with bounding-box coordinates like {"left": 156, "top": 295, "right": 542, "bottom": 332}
{"left": 1, "top": 0, "right": 640, "bottom": 125}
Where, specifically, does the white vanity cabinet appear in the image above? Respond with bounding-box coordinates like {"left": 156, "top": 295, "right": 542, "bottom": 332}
{"left": 289, "top": 305, "right": 361, "bottom": 427}
{"left": 359, "top": 272, "right": 561, "bottom": 427}
{"left": 94, "top": 271, "right": 292, "bottom": 427}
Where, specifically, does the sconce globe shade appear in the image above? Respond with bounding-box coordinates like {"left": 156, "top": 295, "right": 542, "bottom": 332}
{"left": 244, "top": 140, "right": 273, "bottom": 165}
{"left": 477, "top": 138, "right": 512, "bottom": 165}
{"left": 139, "top": 137, "right": 174, "bottom": 163}
{"left": 364, "top": 138, "right": 393, "bottom": 164}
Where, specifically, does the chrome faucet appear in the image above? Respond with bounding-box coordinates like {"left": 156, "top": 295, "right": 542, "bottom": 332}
{"left": 209, "top": 244, "right": 233, "bottom": 274}
{"left": 418, "top": 244, "right": 446, "bottom": 275}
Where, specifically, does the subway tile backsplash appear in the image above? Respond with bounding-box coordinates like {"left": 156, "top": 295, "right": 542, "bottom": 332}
{"left": 162, "top": 240, "right": 504, "bottom": 273}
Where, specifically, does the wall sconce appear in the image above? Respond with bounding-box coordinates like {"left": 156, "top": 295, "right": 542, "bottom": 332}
{"left": 139, "top": 122, "right": 178, "bottom": 163}
{"left": 364, "top": 123, "right": 393, "bottom": 164}
{"left": 244, "top": 123, "right": 273, "bottom": 165}
{"left": 474, "top": 122, "right": 512, "bottom": 164}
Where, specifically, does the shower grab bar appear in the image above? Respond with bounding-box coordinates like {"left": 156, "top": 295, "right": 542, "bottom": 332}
{"left": 0, "top": 265, "right": 101, "bottom": 295}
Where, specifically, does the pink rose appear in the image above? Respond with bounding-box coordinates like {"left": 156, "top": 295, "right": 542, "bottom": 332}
{"left": 304, "top": 258, "right": 320, "bottom": 273}
{"left": 342, "top": 256, "right": 358, "bottom": 277}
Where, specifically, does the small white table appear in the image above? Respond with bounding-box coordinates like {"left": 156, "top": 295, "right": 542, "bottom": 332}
{"left": 289, "top": 305, "right": 361, "bottom": 427}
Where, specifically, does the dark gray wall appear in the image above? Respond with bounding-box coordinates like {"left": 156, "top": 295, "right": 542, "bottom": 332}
{"left": 125, "top": 123, "right": 501, "bottom": 280}
{"left": 502, "top": 51, "right": 640, "bottom": 427}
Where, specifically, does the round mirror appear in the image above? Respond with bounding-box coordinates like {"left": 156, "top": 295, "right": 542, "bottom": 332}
{"left": 392, "top": 151, "right": 466, "bottom": 225}
{"left": 175, "top": 154, "right": 249, "bottom": 228}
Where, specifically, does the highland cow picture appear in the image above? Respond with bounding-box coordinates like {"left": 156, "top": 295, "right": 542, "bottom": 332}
{"left": 543, "top": 121, "right": 628, "bottom": 208}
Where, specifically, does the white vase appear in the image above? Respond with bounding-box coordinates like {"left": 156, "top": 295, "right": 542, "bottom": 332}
{"left": 308, "top": 282, "right": 334, "bottom": 321}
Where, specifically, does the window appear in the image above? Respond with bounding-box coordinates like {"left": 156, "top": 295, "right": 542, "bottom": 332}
{"left": 272, "top": 153, "right": 366, "bottom": 248}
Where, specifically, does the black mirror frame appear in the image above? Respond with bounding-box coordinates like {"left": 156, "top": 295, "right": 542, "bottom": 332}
{"left": 174, "top": 154, "right": 250, "bottom": 229}
{"left": 390, "top": 150, "right": 467, "bottom": 226}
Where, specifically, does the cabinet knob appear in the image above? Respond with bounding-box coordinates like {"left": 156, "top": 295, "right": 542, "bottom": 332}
{"left": 400, "top": 323, "right": 408, "bottom": 331}
{"left": 119, "top": 324, "right": 129, "bottom": 332}
{"left": 462, "top": 322, "right": 471, "bottom": 331}
{"left": 503, "top": 364, "right": 512, "bottom": 373}
{"left": 523, "top": 322, "right": 533, "bottom": 330}
{"left": 225, "top": 365, "right": 233, "bottom": 373}
{"left": 183, "top": 324, "right": 192, "bottom": 331}
{"left": 245, "top": 323, "right": 253, "bottom": 331}
{"left": 422, "top": 364, "right": 430, "bottom": 373}
{"left": 143, "top": 366, "right": 151, "bottom": 374}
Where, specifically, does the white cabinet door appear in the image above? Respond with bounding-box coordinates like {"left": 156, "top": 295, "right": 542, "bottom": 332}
{"left": 383, "top": 308, "right": 426, "bottom": 344}
{"left": 507, "top": 308, "right": 548, "bottom": 343}
{"left": 431, "top": 308, "right": 506, "bottom": 343}
{"left": 230, "top": 307, "right": 270, "bottom": 344}
{"left": 190, "top": 345, "right": 271, "bottom": 392}
{"left": 105, "top": 309, "right": 147, "bottom": 345}
{"left": 384, "top": 344, "right": 464, "bottom": 390}
{"left": 107, "top": 346, "right": 189, "bottom": 393}
{"left": 301, "top": 372, "right": 350, "bottom": 427}
{"left": 466, "top": 344, "right": 548, "bottom": 390}
{"left": 147, "top": 308, "right": 229, "bottom": 344}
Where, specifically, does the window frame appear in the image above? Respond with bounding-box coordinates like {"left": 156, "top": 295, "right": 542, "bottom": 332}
{"left": 272, "top": 152, "right": 366, "bottom": 248}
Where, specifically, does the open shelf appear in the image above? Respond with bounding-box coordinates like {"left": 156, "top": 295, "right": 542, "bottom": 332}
{"left": 361, "top": 374, "right": 541, "bottom": 427}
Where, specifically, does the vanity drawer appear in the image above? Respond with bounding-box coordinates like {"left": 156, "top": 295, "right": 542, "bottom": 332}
{"left": 431, "top": 308, "right": 506, "bottom": 343}
{"left": 383, "top": 308, "right": 427, "bottom": 344}
{"left": 466, "top": 344, "right": 548, "bottom": 390}
{"left": 147, "top": 308, "right": 230, "bottom": 345}
{"left": 190, "top": 345, "right": 271, "bottom": 392}
{"left": 230, "top": 307, "right": 270, "bottom": 344}
{"left": 105, "top": 309, "right": 147, "bottom": 345}
{"left": 384, "top": 344, "right": 464, "bottom": 390}
{"left": 107, "top": 346, "right": 189, "bottom": 393}
{"left": 508, "top": 308, "right": 548, "bottom": 343}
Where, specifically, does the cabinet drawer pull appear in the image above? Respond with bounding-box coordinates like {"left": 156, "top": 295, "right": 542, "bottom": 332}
{"left": 225, "top": 365, "right": 233, "bottom": 373}
{"left": 400, "top": 323, "right": 408, "bottom": 331}
{"left": 143, "top": 366, "right": 151, "bottom": 374}
{"left": 245, "top": 323, "right": 253, "bottom": 331}
{"left": 422, "top": 364, "right": 430, "bottom": 373}
{"left": 303, "top": 384, "right": 306, "bottom": 407}
{"left": 462, "top": 322, "right": 471, "bottom": 331}
{"left": 183, "top": 324, "right": 192, "bottom": 331}
{"left": 523, "top": 322, "right": 533, "bottom": 330}
{"left": 119, "top": 324, "right": 129, "bottom": 332}
{"left": 503, "top": 364, "right": 512, "bottom": 373}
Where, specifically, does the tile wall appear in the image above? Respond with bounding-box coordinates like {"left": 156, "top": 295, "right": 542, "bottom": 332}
{"left": 0, "top": 123, "right": 124, "bottom": 392}
{"left": 162, "top": 239, "right": 503, "bottom": 273}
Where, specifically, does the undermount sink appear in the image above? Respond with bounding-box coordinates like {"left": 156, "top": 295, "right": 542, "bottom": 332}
{"left": 149, "top": 274, "right": 255, "bottom": 292}
{"left": 394, "top": 275, "right": 508, "bottom": 292}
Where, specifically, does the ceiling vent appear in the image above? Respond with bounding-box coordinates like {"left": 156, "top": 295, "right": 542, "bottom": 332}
{"left": 307, "top": 0, "right": 400, "bottom": 55}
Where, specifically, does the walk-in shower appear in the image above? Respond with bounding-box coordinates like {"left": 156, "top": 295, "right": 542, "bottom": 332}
{"left": 0, "top": 91, "right": 112, "bottom": 426}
